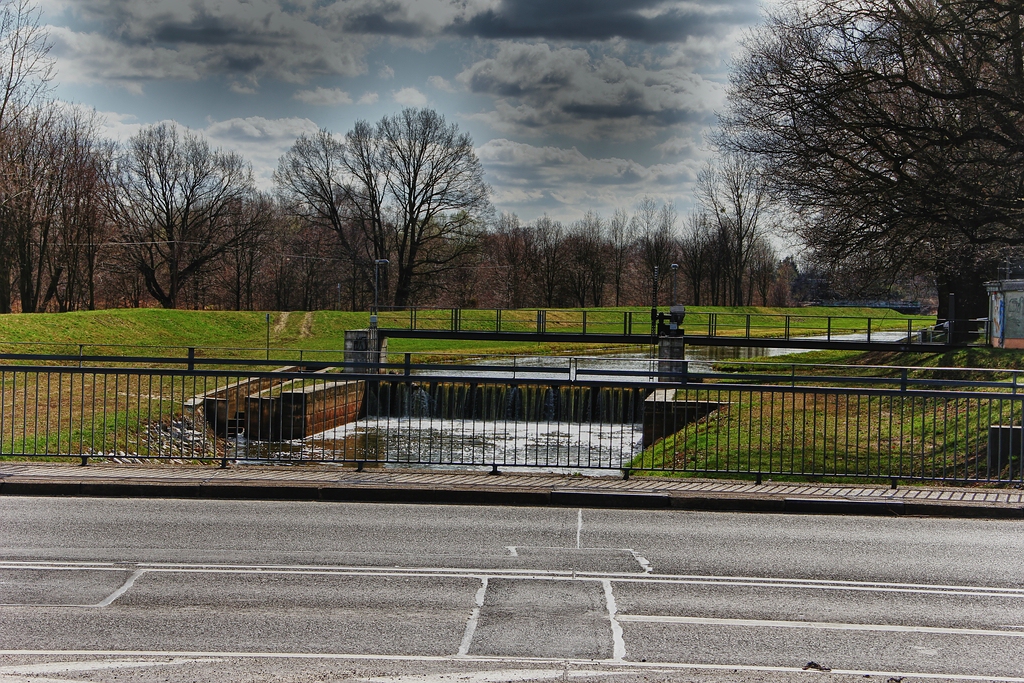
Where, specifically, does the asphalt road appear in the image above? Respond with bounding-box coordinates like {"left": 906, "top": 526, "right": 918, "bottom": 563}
{"left": 0, "top": 497, "right": 1022, "bottom": 682}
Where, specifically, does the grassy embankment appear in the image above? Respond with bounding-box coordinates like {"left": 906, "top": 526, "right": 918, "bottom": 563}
{"left": 634, "top": 343, "right": 1024, "bottom": 483}
{"left": 0, "top": 305, "right": 930, "bottom": 461}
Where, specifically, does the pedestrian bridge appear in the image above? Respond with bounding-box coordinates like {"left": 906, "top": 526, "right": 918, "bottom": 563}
{"left": 378, "top": 307, "right": 979, "bottom": 352}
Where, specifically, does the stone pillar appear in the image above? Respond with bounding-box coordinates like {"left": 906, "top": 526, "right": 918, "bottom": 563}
{"left": 344, "top": 329, "right": 386, "bottom": 373}
{"left": 657, "top": 335, "right": 686, "bottom": 382}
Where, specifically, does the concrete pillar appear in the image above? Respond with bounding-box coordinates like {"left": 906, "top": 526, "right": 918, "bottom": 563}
{"left": 344, "top": 329, "right": 386, "bottom": 373}
{"left": 657, "top": 335, "right": 686, "bottom": 382}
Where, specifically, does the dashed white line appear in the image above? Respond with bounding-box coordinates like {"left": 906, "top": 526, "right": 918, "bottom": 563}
{"left": 457, "top": 577, "right": 488, "bottom": 657}
{"left": 602, "top": 580, "right": 625, "bottom": 661}
{"left": 505, "top": 547, "right": 518, "bottom": 557}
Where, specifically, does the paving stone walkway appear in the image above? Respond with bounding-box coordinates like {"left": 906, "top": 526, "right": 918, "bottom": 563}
{"left": 0, "top": 462, "right": 1022, "bottom": 517}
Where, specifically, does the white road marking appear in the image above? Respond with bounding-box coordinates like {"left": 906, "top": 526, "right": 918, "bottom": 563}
{"left": 576, "top": 509, "right": 582, "bottom": 550}
{"left": 457, "top": 577, "right": 488, "bottom": 657}
{"left": 617, "top": 614, "right": 1024, "bottom": 638}
{"left": 506, "top": 546, "right": 518, "bottom": 557}
{"left": 357, "top": 669, "right": 637, "bottom": 682}
{"left": 94, "top": 569, "right": 145, "bottom": 607}
{"left": 0, "top": 652, "right": 1023, "bottom": 683}
{"left": 0, "top": 658, "right": 222, "bottom": 683}
{"left": 0, "top": 568, "right": 145, "bottom": 609}
{"left": 628, "top": 551, "right": 652, "bottom": 574}
{"left": 0, "top": 659, "right": 220, "bottom": 674}
{"left": 3, "top": 561, "right": 1021, "bottom": 598}
{"left": 602, "top": 580, "right": 625, "bottom": 662}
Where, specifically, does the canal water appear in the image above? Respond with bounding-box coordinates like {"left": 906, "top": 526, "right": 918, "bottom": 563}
{"left": 241, "top": 332, "right": 906, "bottom": 472}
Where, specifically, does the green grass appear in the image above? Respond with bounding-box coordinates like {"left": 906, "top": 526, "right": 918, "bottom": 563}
{"left": 0, "top": 305, "right": 932, "bottom": 363}
{"left": 0, "top": 305, "right": 956, "bottom": 469}
{"left": 633, "top": 385, "right": 1016, "bottom": 482}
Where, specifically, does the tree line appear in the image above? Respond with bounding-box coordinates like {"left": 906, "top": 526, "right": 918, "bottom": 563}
{"left": 0, "top": 0, "right": 796, "bottom": 313}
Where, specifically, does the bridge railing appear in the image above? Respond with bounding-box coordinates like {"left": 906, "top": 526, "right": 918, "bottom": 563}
{"left": 0, "top": 357, "right": 1022, "bottom": 483}
{"left": 377, "top": 307, "right": 962, "bottom": 343}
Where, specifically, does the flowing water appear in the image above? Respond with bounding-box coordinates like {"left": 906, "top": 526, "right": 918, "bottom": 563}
{"left": 241, "top": 332, "right": 907, "bottom": 472}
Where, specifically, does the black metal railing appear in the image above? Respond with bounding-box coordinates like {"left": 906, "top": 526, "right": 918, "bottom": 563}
{"left": 375, "top": 307, "right": 968, "bottom": 344}
{"left": 0, "top": 354, "right": 1021, "bottom": 483}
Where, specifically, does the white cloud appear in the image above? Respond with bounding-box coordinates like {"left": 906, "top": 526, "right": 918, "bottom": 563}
{"left": 477, "top": 138, "right": 701, "bottom": 221}
{"left": 654, "top": 135, "right": 701, "bottom": 158}
{"left": 428, "top": 75, "right": 456, "bottom": 92}
{"left": 378, "top": 65, "right": 395, "bottom": 79}
{"left": 393, "top": 87, "right": 427, "bottom": 106}
{"left": 96, "top": 109, "right": 148, "bottom": 141}
{"left": 293, "top": 87, "right": 353, "bottom": 106}
{"left": 203, "top": 116, "right": 321, "bottom": 188}
{"left": 358, "top": 92, "right": 379, "bottom": 105}
{"left": 45, "top": 0, "right": 372, "bottom": 91}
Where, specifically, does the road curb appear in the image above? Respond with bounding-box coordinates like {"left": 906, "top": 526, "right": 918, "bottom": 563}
{"left": 2, "top": 477, "right": 1023, "bottom": 518}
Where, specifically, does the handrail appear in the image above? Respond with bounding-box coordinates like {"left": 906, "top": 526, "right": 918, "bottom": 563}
{"left": 1, "top": 351, "right": 1022, "bottom": 392}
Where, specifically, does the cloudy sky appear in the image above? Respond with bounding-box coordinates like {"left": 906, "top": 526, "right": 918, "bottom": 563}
{"left": 40, "top": 0, "right": 764, "bottom": 222}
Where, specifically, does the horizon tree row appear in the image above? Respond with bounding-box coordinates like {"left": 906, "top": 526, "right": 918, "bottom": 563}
{"left": 0, "top": 0, "right": 801, "bottom": 314}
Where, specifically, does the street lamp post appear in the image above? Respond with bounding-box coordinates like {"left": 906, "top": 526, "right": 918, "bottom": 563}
{"left": 371, "top": 259, "right": 389, "bottom": 328}
{"left": 651, "top": 265, "right": 660, "bottom": 338}
{"left": 670, "top": 263, "right": 679, "bottom": 306}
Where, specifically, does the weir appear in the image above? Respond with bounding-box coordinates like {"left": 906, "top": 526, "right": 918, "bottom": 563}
{"left": 367, "top": 381, "right": 648, "bottom": 424}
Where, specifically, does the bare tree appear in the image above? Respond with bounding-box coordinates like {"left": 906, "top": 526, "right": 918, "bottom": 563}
{"left": 0, "top": 0, "right": 53, "bottom": 135}
{"left": 748, "top": 236, "right": 778, "bottom": 305}
{"left": 343, "top": 108, "right": 491, "bottom": 307}
{"left": 696, "top": 152, "right": 773, "bottom": 306}
{"left": 533, "top": 216, "right": 565, "bottom": 308}
{"left": 718, "top": 0, "right": 1024, "bottom": 319}
{"left": 108, "top": 123, "right": 256, "bottom": 309}
{"left": 678, "top": 210, "right": 713, "bottom": 305}
{"left": 607, "top": 208, "right": 634, "bottom": 306}
{"left": 274, "top": 128, "right": 373, "bottom": 303}
{"left": 563, "top": 211, "right": 608, "bottom": 307}
{"left": 490, "top": 212, "right": 538, "bottom": 308}
{"left": 277, "top": 109, "right": 491, "bottom": 309}
{"left": 634, "top": 197, "right": 678, "bottom": 307}
{"left": 218, "top": 192, "right": 278, "bottom": 310}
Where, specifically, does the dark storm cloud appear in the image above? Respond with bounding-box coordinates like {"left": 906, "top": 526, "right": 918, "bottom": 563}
{"left": 153, "top": 16, "right": 267, "bottom": 47}
{"left": 449, "top": 0, "right": 759, "bottom": 42}
{"left": 48, "top": 0, "right": 370, "bottom": 85}
{"left": 344, "top": 11, "right": 428, "bottom": 37}
{"left": 457, "top": 42, "right": 721, "bottom": 140}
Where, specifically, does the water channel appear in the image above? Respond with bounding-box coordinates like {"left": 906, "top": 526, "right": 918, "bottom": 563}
{"left": 240, "top": 332, "right": 906, "bottom": 473}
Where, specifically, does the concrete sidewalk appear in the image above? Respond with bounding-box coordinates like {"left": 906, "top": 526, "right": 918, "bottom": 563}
{"left": 1, "top": 462, "right": 1022, "bottom": 518}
